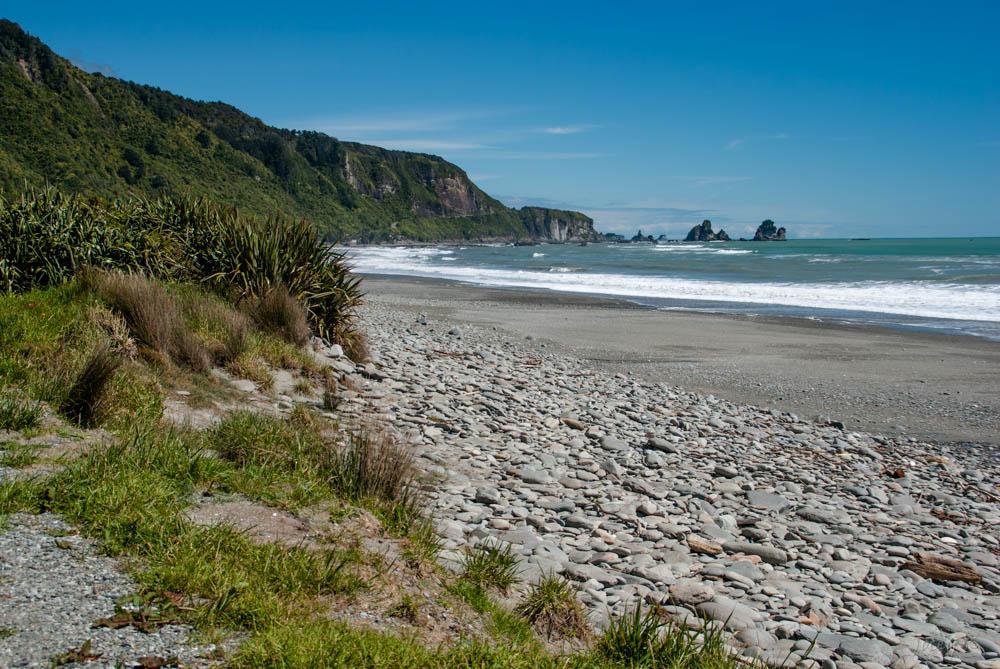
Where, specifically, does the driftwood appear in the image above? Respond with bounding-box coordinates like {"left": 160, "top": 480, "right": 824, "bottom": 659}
{"left": 902, "top": 552, "right": 982, "bottom": 584}
{"left": 686, "top": 535, "right": 723, "bottom": 556}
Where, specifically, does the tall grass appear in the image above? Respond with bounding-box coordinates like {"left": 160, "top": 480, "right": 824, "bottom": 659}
{"left": 0, "top": 188, "right": 363, "bottom": 347}
{"left": 59, "top": 343, "right": 122, "bottom": 427}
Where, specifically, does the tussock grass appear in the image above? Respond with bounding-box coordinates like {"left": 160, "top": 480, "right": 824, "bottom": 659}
{"left": 84, "top": 270, "right": 176, "bottom": 355}
{"left": 179, "top": 290, "right": 250, "bottom": 364}
{"left": 247, "top": 284, "right": 311, "bottom": 347}
{"left": 515, "top": 575, "right": 589, "bottom": 640}
{"left": 461, "top": 539, "right": 521, "bottom": 594}
{"left": 59, "top": 343, "right": 121, "bottom": 427}
{"left": 0, "top": 395, "right": 42, "bottom": 431}
{"left": 87, "top": 270, "right": 212, "bottom": 372}
{"left": 592, "top": 604, "right": 744, "bottom": 669}
{"left": 342, "top": 331, "right": 371, "bottom": 364}
{"left": 205, "top": 413, "right": 425, "bottom": 522}
{"left": 325, "top": 429, "right": 416, "bottom": 506}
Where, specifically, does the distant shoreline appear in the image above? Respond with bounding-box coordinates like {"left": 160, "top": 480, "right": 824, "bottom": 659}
{"left": 336, "top": 235, "right": 1000, "bottom": 247}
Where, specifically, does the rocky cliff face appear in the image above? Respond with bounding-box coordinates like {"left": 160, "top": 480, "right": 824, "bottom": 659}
{"left": 685, "top": 220, "right": 730, "bottom": 242}
{"left": 519, "top": 207, "right": 598, "bottom": 242}
{"left": 753, "top": 220, "right": 786, "bottom": 241}
{"left": 0, "top": 20, "right": 595, "bottom": 243}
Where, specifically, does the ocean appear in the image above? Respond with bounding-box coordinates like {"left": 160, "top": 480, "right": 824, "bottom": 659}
{"left": 344, "top": 238, "right": 1000, "bottom": 341}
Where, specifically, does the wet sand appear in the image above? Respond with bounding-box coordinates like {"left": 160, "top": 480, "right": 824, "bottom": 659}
{"left": 362, "top": 275, "right": 1000, "bottom": 448}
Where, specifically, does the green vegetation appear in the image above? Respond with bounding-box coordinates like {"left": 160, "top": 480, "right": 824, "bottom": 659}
{"left": 594, "top": 605, "right": 745, "bottom": 669}
{"left": 0, "top": 188, "right": 362, "bottom": 347}
{"left": 461, "top": 539, "right": 522, "bottom": 594}
{"left": 0, "top": 395, "right": 41, "bottom": 431}
{"left": 59, "top": 343, "right": 122, "bottom": 427}
{"left": 0, "top": 19, "right": 596, "bottom": 243}
{"left": 515, "top": 574, "right": 590, "bottom": 640}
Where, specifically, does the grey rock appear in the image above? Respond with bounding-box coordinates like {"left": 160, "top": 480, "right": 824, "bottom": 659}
{"left": 838, "top": 637, "right": 893, "bottom": 665}
{"left": 475, "top": 487, "right": 502, "bottom": 505}
{"left": 747, "top": 490, "right": 792, "bottom": 511}
{"left": 722, "top": 541, "right": 790, "bottom": 565}
{"left": 696, "top": 596, "right": 759, "bottom": 631}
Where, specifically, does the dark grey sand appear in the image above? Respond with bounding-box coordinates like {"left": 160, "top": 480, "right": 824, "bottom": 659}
{"left": 363, "top": 275, "right": 1000, "bottom": 448}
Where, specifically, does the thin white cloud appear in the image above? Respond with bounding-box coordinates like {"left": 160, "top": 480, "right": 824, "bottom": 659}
{"left": 288, "top": 110, "right": 491, "bottom": 135}
{"left": 485, "top": 151, "right": 606, "bottom": 160}
{"left": 541, "top": 124, "right": 597, "bottom": 135}
{"left": 356, "top": 139, "right": 492, "bottom": 151}
{"left": 725, "top": 133, "right": 790, "bottom": 151}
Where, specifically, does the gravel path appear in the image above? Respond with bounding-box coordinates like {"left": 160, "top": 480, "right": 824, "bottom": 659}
{"left": 316, "top": 299, "right": 1000, "bottom": 669}
{"left": 0, "top": 510, "right": 218, "bottom": 667}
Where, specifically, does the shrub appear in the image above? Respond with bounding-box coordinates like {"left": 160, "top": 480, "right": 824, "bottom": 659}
{"left": 247, "top": 284, "right": 310, "bottom": 347}
{"left": 514, "top": 575, "right": 589, "bottom": 640}
{"left": 199, "top": 213, "right": 363, "bottom": 344}
{"left": 59, "top": 343, "right": 122, "bottom": 427}
{"left": 461, "top": 539, "right": 521, "bottom": 594}
{"left": 0, "top": 188, "right": 363, "bottom": 347}
{"left": 0, "top": 395, "right": 42, "bottom": 431}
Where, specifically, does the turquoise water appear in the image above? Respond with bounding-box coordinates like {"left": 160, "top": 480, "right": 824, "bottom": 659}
{"left": 347, "top": 238, "right": 1000, "bottom": 340}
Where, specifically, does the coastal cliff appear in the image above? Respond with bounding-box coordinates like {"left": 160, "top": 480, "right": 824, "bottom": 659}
{"left": 518, "top": 207, "right": 596, "bottom": 242}
{"left": 685, "top": 220, "right": 731, "bottom": 242}
{"left": 0, "top": 20, "right": 597, "bottom": 243}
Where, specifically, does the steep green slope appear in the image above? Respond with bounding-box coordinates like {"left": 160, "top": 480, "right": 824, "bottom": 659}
{"left": 0, "top": 20, "right": 597, "bottom": 242}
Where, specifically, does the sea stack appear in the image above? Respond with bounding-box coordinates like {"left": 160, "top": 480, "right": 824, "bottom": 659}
{"left": 685, "top": 220, "right": 731, "bottom": 242}
{"left": 753, "top": 220, "right": 786, "bottom": 241}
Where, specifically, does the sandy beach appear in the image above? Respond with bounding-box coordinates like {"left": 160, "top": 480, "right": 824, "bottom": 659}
{"left": 363, "top": 275, "right": 1000, "bottom": 449}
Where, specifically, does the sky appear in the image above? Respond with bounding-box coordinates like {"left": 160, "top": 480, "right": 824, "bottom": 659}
{"left": 9, "top": 1, "right": 1000, "bottom": 238}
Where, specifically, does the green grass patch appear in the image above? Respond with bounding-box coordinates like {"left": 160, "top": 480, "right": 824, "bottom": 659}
{"left": 0, "top": 442, "right": 42, "bottom": 468}
{"left": 515, "top": 575, "right": 590, "bottom": 640}
{"left": 0, "top": 395, "right": 42, "bottom": 432}
{"left": 460, "top": 539, "right": 521, "bottom": 594}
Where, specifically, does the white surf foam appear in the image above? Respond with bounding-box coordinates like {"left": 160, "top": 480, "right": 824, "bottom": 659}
{"left": 344, "top": 246, "right": 1000, "bottom": 323}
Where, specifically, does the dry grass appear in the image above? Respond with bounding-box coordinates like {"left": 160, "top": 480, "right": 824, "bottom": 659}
{"left": 88, "top": 270, "right": 175, "bottom": 354}
{"left": 59, "top": 343, "right": 122, "bottom": 427}
{"left": 87, "top": 270, "right": 211, "bottom": 372}
{"left": 225, "top": 353, "right": 274, "bottom": 391}
{"left": 88, "top": 305, "right": 137, "bottom": 359}
{"left": 180, "top": 292, "right": 250, "bottom": 364}
{"left": 325, "top": 429, "right": 417, "bottom": 505}
{"left": 247, "top": 284, "right": 311, "bottom": 347}
{"left": 322, "top": 376, "right": 340, "bottom": 411}
{"left": 342, "top": 331, "right": 371, "bottom": 363}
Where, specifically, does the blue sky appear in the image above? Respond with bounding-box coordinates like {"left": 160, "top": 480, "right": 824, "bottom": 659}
{"left": 10, "top": 1, "right": 1000, "bottom": 238}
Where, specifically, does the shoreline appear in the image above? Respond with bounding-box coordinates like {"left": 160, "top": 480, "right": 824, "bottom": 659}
{"left": 360, "top": 274, "right": 1000, "bottom": 448}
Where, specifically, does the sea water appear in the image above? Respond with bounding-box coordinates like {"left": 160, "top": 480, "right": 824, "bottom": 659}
{"left": 344, "top": 238, "right": 1000, "bottom": 340}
